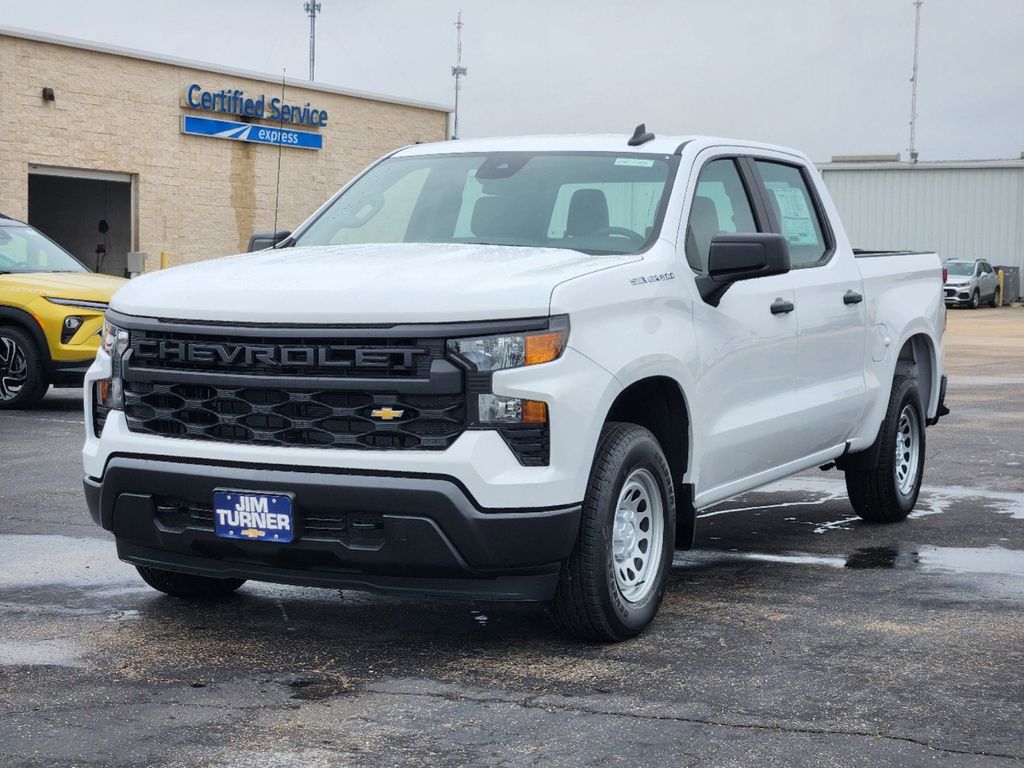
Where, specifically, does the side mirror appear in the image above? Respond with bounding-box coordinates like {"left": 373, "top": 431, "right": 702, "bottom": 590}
{"left": 697, "top": 233, "right": 791, "bottom": 306}
{"left": 247, "top": 229, "right": 292, "bottom": 252}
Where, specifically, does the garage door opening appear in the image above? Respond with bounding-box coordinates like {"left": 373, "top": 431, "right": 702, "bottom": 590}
{"left": 28, "top": 168, "right": 134, "bottom": 276}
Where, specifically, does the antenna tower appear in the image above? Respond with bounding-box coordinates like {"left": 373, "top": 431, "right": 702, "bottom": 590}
{"left": 907, "top": 0, "right": 923, "bottom": 163}
{"left": 304, "top": 1, "right": 321, "bottom": 81}
{"left": 451, "top": 10, "right": 467, "bottom": 139}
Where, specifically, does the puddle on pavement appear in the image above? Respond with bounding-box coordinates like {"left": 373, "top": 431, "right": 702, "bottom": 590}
{"left": 914, "top": 545, "right": 1024, "bottom": 576}
{"left": 677, "top": 544, "right": 1024, "bottom": 577}
{"left": 698, "top": 476, "right": 1024, "bottom": 534}
{"left": 0, "top": 534, "right": 133, "bottom": 589}
{"left": 676, "top": 550, "right": 847, "bottom": 569}
{"left": 0, "top": 638, "right": 87, "bottom": 667}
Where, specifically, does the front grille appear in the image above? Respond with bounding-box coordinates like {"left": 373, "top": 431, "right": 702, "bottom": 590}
{"left": 129, "top": 329, "right": 442, "bottom": 379}
{"left": 154, "top": 499, "right": 215, "bottom": 532}
{"left": 114, "top": 320, "right": 550, "bottom": 463}
{"left": 944, "top": 288, "right": 956, "bottom": 297}
{"left": 124, "top": 381, "right": 465, "bottom": 450}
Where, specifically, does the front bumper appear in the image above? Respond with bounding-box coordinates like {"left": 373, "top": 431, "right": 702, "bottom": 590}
{"left": 85, "top": 456, "right": 581, "bottom": 601}
{"left": 943, "top": 286, "right": 975, "bottom": 305}
{"left": 84, "top": 343, "right": 616, "bottom": 510}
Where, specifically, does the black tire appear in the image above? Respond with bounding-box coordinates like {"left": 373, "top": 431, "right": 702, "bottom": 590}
{"left": 989, "top": 287, "right": 1000, "bottom": 308}
{"left": 551, "top": 422, "right": 676, "bottom": 642}
{"left": 0, "top": 325, "right": 48, "bottom": 409}
{"left": 844, "top": 375, "right": 925, "bottom": 523}
{"left": 136, "top": 565, "right": 245, "bottom": 599}
{"left": 969, "top": 289, "right": 980, "bottom": 309}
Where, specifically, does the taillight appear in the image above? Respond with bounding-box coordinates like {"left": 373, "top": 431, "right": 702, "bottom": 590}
{"left": 942, "top": 267, "right": 948, "bottom": 283}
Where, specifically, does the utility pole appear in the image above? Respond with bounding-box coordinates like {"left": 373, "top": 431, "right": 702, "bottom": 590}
{"left": 451, "top": 10, "right": 467, "bottom": 139}
{"left": 304, "top": 1, "right": 321, "bottom": 81}
{"left": 907, "top": 0, "right": 923, "bottom": 163}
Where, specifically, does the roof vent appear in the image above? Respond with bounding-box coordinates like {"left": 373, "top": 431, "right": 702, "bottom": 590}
{"left": 627, "top": 123, "right": 655, "bottom": 147}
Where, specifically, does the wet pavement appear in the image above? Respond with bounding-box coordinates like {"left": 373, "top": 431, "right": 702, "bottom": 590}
{"left": 1, "top": 307, "right": 1023, "bottom": 767}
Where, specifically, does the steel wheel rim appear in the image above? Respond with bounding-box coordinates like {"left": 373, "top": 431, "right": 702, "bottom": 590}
{"left": 894, "top": 404, "right": 921, "bottom": 496}
{"left": 0, "top": 336, "right": 28, "bottom": 401}
{"left": 611, "top": 468, "right": 664, "bottom": 603}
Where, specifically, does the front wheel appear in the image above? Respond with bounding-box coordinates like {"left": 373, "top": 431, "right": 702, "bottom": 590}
{"left": 136, "top": 565, "right": 245, "bottom": 599}
{"left": 0, "top": 326, "right": 48, "bottom": 409}
{"left": 844, "top": 375, "right": 925, "bottom": 523}
{"left": 969, "top": 289, "right": 980, "bottom": 309}
{"left": 551, "top": 422, "right": 676, "bottom": 642}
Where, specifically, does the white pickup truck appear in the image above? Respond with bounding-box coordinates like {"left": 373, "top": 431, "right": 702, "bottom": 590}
{"left": 84, "top": 130, "right": 947, "bottom": 641}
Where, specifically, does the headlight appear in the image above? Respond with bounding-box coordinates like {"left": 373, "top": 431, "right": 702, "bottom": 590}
{"left": 102, "top": 319, "right": 130, "bottom": 357}
{"left": 95, "top": 319, "right": 130, "bottom": 418}
{"left": 446, "top": 319, "right": 564, "bottom": 466}
{"left": 447, "top": 316, "right": 569, "bottom": 372}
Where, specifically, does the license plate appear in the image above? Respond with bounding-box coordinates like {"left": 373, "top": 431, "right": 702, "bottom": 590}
{"left": 213, "top": 491, "right": 294, "bottom": 543}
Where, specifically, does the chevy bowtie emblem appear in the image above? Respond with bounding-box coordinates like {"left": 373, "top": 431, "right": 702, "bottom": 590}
{"left": 240, "top": 528, "right": 266, "bottom": 538}
{"left": 371, "top": 407, "right": 405, "bottom": 421}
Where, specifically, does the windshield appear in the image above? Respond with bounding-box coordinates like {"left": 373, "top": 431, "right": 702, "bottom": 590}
{"left": 0, "top": 225, "right": 87, "bottom": 274}
{"left": 945, "top": 261, "right": 974, "bottom": 276}
{"left": 295, "top": 152, "right": 678, "bottom": 255}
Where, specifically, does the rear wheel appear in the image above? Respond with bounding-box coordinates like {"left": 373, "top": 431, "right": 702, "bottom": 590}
{"left": 990, "top": 287, "right": 1001, "bottom": 308}
{"left": 844, "top": 375, "right": 925, "bottom": 523}
{"left": 0, "top": 326, "right": 48, "bottom": 409}
{"left": 136, "top": 566, "right": 245, "bottom": 599}
{"left": 551, "top": 422, "right": 675, "bottom": 642}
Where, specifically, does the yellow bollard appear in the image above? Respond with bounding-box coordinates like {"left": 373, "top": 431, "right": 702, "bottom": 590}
{"left": 997, "top": 269, "right": 1005, "bottom": 307}
{"left": 160, "top": 252, "right": 169, "bottom": 270}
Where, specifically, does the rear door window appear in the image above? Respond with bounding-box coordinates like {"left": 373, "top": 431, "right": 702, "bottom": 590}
{"left": 753, "top": 160, "right": 830, "bottom": 267}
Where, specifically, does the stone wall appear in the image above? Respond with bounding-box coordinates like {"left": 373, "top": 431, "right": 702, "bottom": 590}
{"left": 0, "top": 33, "right": 448, "bottom": 267}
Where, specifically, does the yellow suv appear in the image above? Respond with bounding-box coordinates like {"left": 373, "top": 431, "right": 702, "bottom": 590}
{"left": 0, "top": 215, "right": 126, "bottom": 408}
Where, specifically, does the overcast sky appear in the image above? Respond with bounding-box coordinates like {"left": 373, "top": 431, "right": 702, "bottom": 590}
{"left": 3, "top": 0, "right": 1022, "bottom": 161}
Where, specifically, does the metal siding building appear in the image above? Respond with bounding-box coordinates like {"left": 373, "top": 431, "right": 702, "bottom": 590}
{"left": 819, "top": 160, "right": 1024, "bottom": 272}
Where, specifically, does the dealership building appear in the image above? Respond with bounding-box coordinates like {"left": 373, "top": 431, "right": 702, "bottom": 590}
{"left": 0, "top": 26, "right": 450, "bottom": 275}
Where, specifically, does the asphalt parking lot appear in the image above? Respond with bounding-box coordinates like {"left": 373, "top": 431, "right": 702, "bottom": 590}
{"left": 1, "top": 307, "right": 1022, "bottom": 767}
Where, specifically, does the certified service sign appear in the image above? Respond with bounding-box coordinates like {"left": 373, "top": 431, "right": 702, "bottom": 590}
{"left": 180, "top": 83, "right": 325, "bottom": 150}
{"left": 181, "top": 115, "right": 323, "bottom": 150}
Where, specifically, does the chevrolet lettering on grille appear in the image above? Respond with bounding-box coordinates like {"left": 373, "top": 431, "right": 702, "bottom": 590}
{"left": 132, "top": 339, "right": 425, "bottom": 370}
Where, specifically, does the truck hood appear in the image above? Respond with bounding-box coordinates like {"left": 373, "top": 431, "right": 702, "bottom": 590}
{"left": 110, "top": 243, "right": 640, "bottom": 324}
{"left": 0, "top": 271, "right": 126, "bottom": 303}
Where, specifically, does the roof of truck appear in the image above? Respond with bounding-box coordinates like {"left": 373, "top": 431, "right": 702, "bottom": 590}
{"left": 394, "top": 134, "right": 809, "bottom": 160}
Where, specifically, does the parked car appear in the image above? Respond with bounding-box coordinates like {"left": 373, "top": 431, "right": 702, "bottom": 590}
{"left": 0, "top": 215, "right": 125, "bottom": 408}
{"left": 944, "top": 258, "right": 1000, "bottom": 308}
{"left": 83, "top": 132, "right": 948, "bottom": 641}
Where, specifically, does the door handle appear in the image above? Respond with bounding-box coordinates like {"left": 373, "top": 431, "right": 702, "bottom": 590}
{"left": 770, "top": 298, "right": 795, "bottom": 315}
{"left": 844, "top": 289, "right": 864, "bottom": 305}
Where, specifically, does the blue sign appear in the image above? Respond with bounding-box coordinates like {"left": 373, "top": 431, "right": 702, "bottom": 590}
{"left": 181, "top": 115, "right": 323, "bottom": 150}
